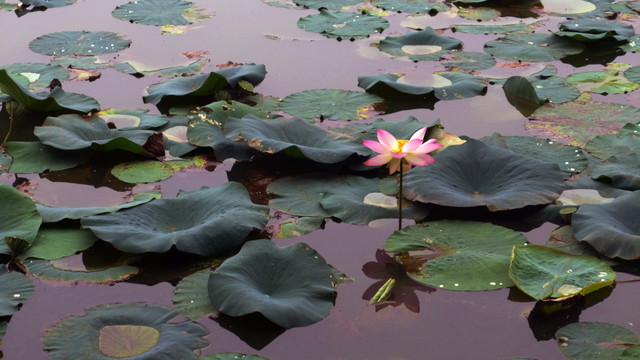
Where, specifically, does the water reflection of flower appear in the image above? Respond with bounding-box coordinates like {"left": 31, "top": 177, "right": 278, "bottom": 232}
{"left": 362, "top": 249, "right": 435, "bottom": 313}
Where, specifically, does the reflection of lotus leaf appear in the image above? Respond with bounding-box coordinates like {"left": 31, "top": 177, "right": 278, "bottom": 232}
{"left": 403, "top": 139, "right": 564, "bottom": 211}
{"left": 572, "top": 191, "right": 640, "bottom": 260}
{"left": 42, "top": 302, "right": 209, "bottom": 360}
{"left": 208, "top": 240, "right": 336, "bottom": 329}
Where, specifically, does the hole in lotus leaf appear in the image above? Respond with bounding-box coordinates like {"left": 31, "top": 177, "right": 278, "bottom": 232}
{"left": 540, "top": 0, "right": 597, "bottom": 14}
{"left": 363, "top": 192, "right": 398, "bottom": 209}
{"left": 401, "top": 45, "right": 442, "bottom": 55}
{"left": 397, "top": 73, "right": 452, "bottom": 87}
{"left": 99, "top": 114, "right": 141, "bottom": 128}
{"left": 99, "top": 325, "right": 160, "bottom": 358}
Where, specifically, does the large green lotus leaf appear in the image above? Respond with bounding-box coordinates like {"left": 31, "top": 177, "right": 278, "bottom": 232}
{"left": 335, "top": 115, "right": 433, "bottom": 141}
{"left": 5, "top": 141, "right": 93, "bottom": 173}
{"left": 293, "top": 0, "right": 362, "bottom": 9}
{"left": 34, "top": 114, "right": 155, "bottom": 155}
{"left": 297, "top": 9, "right": 390, "bottom": 40}
{"left": 112, "top": 0, "right": 207, "bottom": 26}
{"left": 173, "top": 268, "right": 218, "bottom": 321}
{"left": 51, "top": 55, "right": 110, "bottom": 70}
{"left": 22, "top": 258, "right": 139, "bottom": 283}
{"left": 625, "top": 65, "right": 640, "bottom": 83}
{"left": 81, "top": 183, "right": 269, "bottom": 256}
{"left": 572, "top": 191, "right": 640, "bottom": 259}
{"left": 21, "top": 0, "right": 76, "bottom": 8}
{"left": 556, "top": 322, "right": 639, "bottom": 360}
{"left": 18, "top": 228, "right": 97, "bottom": 260}
{"left": 0, "top": 63, "right": 70, "bottom": 89}
{"left": 29, "top": 31, "right": 131, "bottom": 56}
{"left": 200, "top": 354, "right": 269, "bottom": 360}
{"left": 508, "top": 245, "right": 615, "bottom": 300}
{"left": 566, "top": 63, "right": 640, "bottom": 94}
{"left": 481, "top": 133, "right": 588, "bottom": 179}
{"left": 376, "top": 27, "right": 462, "bottom": 62}
{"left": 371, "top": 0, "right": 447, "bottom": 13}
{"left": 450, "top": 21, "right": 533, "bottom": 35}
{"left": 499, "top": 66, "right": 580, "bottom": 112}
{"left": 42, "top": 303, "right": 209, "bottom": 360}
{"left": 591, "top": 153, "right": 640, "bottom": 190}
{"left": 386, "top": 220, "right": 528, "bottom": 290}
{"left": 0, "top": 69, "right": 99, "bottom": 113}
{"left": 0, "top": 183, "right": 42, "bottom": 255}
{"left": 113, "top": 58, "right": 206, "bottom": 77}
{"left": 441, "top": 51, "right": 496, "bottom": 71}
{"left": 358, "top": 71, "right": 486, "bottom": 101}
{"left": 0, "top": 267, "right": 34, "bottom": 316}
{"left": 224, "top": 116, "right": 370, "bottom": 163}
{"left": 556, "top": 19, "right": 635, "bottom": 42}
{"left": 586, "top": 133, "right": 640, "bottom": 160}
{"left": 111, "top": 160, "right": 175, "bottom": 183}
{"left": 208, "top": 240, "right": 336, "bottom": 329}
{"left": 94, "top": 109, "right": 169, "bottom": 130}
{"left": 527, "top": 99, "right": 640, "bottom": 147}
{"left": 484, "top": 33, "right": 585, "bottom": 62}
{"left": 267, "top": 173, "right": 333, "bottom": 217}
{"left": 542, "top": 0, "right": 615, "bottom": 19}
{"left": 403, "top": 139, "right": 564, "bottom": 211}
{"left": 278, "top": 89, "right": 383, "bottom": 121}
{"left": 36, "top": 193, "right": 160, "bottom": 223}
{"left": 143, "top": 64, "right": 266, "bottom": 105}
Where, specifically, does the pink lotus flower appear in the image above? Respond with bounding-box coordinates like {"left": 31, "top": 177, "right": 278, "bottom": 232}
{"left": 363, "top": 127, "right": 442, "bottom": 174}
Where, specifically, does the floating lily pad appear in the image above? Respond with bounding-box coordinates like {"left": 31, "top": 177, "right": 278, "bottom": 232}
{"left": 499, "top": 65, "right": 580, "bottom": 111}
{"left": 450, "top": 21, "right": 533, "bottom": 35}
{"left": 403, "top": 139, "right": 564, "bottom": 211}
{"left": 208, "top": 240, "right": 336, "bottom": 329}
{"left": 572, "top": 191, "right": 640, "bottom": 259}
{"left": 370, "top": 0, "right": 447, "bottom": 13}
{"left": 386, "top": 220, "right": 528, "bottom": 290}
{"left": 111, "top": 161, "right": 175, "bottom": 183}
{"left": 0, "top": 267, "right": 34, "bottom": 316}
{"left": 556, "top": 19, "right": 635, "bottom": 42}
{"left": 114, "top": 58, "right": 206, "bottom": 77}
{"left": 556, "top": 322, "right": 639, "bottom": 360}
{"left": 484, "top": 33, "right": 585, "bottom": 62}
{"left": 509, "top": 244, "right": 615, "bottom": 300}
{"left": 279, "top": 89, "right": 383, "bottom": 121}
{"left": 275, "top": 216, "right": 325, "bottom": 238}
{"left": 113, "top": 0, "right": 209, "bottom": 26}
{"left": 5, "top": 141, "right": 93, "bottom": 173}
{"left": 297, "top": 9, "right": 389, "bottom": 40}
{"left": 200, "top": 354, "right": 269, "bottom": 360}
{"left": 224, "top": 116, "right": 370, "bottom": 163}
{"left": 81, "top": 183, "right": 269, "bottom": 256}
{"left": 591, "top": 153, "right": 640, "bottom": 190}
{"left": 37, "top": 193, "right": 160, "bottom": 223}
{"left": 0, "top": 63, "right": 70, "bottom": 89}
{"left": 22, "top": 258, "right": 139, "bottom": 283}
{"left": 173, "top": 268, "right": 218, "bottom": 321}
{"left": 440, "top": 51, "right": 497, "bottom": 71}
{"left": 42, "top": 303, "right": 209, "bottom": 360}
{"left": 542, "top": 0, "right": 615, "bottom": 19}
{"left": 29, "top": 31, "right": 131, "bottom": 56}
{"left": 458, "top": 5, "right": 500, "bottom": 21}
{"left": 625, "top": 65, "right": 640, "bottom": 83}
{"left": 586, "top": 133, "right": 640, "bottom": 160}
{"left": 376, "top": 27, "right": 462, "bottom": 62}
{"left": 51, "top": 55, "right": 110, "bottom": 70}
{"left": 566, "top": 62, "right": 640, "bottom": 94}
{"left": 19, "top": 228, "right": 97, "bottom": 260}
{"left": 0, "top": 183, "right": 42, "bottom": 255}
{"left": 293, "top": 0, "right": 362, "bottom": 9}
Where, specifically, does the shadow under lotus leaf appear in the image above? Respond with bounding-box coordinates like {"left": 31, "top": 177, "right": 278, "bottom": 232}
{"left": 572, "top": 191, "right": 640, "bottom": 260}
{"left": 81, "top": 182, "right": 270, "bottom": 256}
{"left": 403, "top": 139, "right": 565, "bottom": 211}
{"left": 208, "top": 240, "right": 337, "bottom": 329}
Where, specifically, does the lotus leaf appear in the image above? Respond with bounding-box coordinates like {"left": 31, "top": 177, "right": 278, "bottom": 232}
{"left": 173, "top": 268, "right": 218, "bottom": 320}
{"left": 29, "top": 31, "right": 131, "bottom": 56}
{"left": 508, "top": 244, "right": 615, "bottom": 300}
{"left": 81, "top": 183, "right": 269, "bottom": 256}
{"left": 278, "top": 89, "right": 383, "bottom": 121}
{"left": 0, "top": 69, "right": 99, "bottom": 113}
{"left": 224, "top": 116, "right": 370, "bottom": 163}
{"left": 5, "top": 141, "right": 93, "bottom": 173}
{"left": 112, "top": 0, "right": 205, "bottom": 26}
{"left": 0, "top": 267, "right": 34, "bottom": 316}
{"left": 450, "top": 22, "right": 532, "bottom": 35}
{"left": 111, "top": 160, "right": 175, "bottom": 183}
{"left": 267, "top": 173, "right": 332, "bottom": 217}
{"left": 440, "top": 51, "right": 496, "bottom": 71}
{"left": 37, "top": 192, "right": 160, "bottom": 222}
{"left": 51, "top": 55, "right": 109, "bottom": 70}
{"left": 208, "top": 240, "right": 336, "bottom": 329}
{"left": 0, "top": 63, "right": 70, "bottom": 89}
{"left": 572, "top": 191, "right": 640, "bottom": 259}
{"left": 335, "top": 116, "right": 434, "bottom": 142}
{"left": 542, "top": 0, "right": 615, "bottom": 19}
{"left": 625, "top": 65, "right": 640, "bottom": 83}
{"left": 293, "top": 0, "right": 362, "bottom": 10}
{"left": 376, "top": 27, "right": 462, "bottom": 62}
{"left": 386, "top": 220, "right": 528, "bottom": 290}
{"left": 403, "top": 139, "right": 564, "bottom": 211}
{"left": 484, "top": 33, "right": 585, "bottom": 62}
{"left": 621, "top": 345, "right": 640, "bottom": 360}
{"left": 499, "top": 66, "right": 580, "bottom": 112}
{"left": 18, "top": 228, "right": 97, "bottom": 260}
{"left": 620, "top": 34, "right": 640, "bottom": 53}
{"left": 20, "top": 0, "right": 76, "bottom": 7}
{"left": 585, "top": 133, "right": 640, "bottom": 160}
{"left": 200, "top": 354, "right": 269, "bottom": 360}
{"left": 275, "top": 216, "right": 325, "bottom": 238}
{"left": 0, "top": 183, "right": 42, "bottom": 255}
{"left": 556, "top": 322, "right": 639, "bottom": 360}
{"left": 556, "top": 19, "right": 635, "bottom": 42}
{"left": 370, "top": 0, "right": 448, "bottom": 13}
{"left": 113, "top": 58, "right": 206, "bottom": 77}
{"left": 591, "top": 154, "right": 640, "bottom": 190}
{"left": 297, "top": 9, "right": 389, "bottom": 40}
{"left": 458, "top": 5, "right": 500, "bottom": 21}
{"left": 42, "top": 302, "right": 209, "bottom": 360}
{"left": 566, "top": 63, "right": 640, "bottom": 94}
{"left": 21, "top": 258, "right": 139, "bottom": 283}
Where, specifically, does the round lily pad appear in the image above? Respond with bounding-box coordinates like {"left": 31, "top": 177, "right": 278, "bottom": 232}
{"left": 377, "top": 27, "right": 462, "bottom": 62}
{"left": 0, "top": 267, "right": 34, "bottom": 316}
{"left": 20, "top": 0, "right": 76, "bottom": 8}
{"left": 0, "top": 63, "right": 70, "bottom": 89}
{"left": 403, "top": 139, "right": 565, "bottom": 211}
{"left": 81, "top": 183, "right": 270, "bottom": 256}
{"left": 386, "top": 220, "right": 528, "bottom": 290}
{"left": 625, "top": 65, "right": 640, "bottom": 83}
{"left": 208, "top": 240, "right": 336, "bottom": 329}
{"left": 111, "top": 161, "right": 175, "bottom": 183}
{"left": 441, "top": 51, "right": 497, "bottom": 71}
{"left": 278, "top": 89, "right": 383, "bottom": 121}
{"left": 556, "top": 322, "right": 639, "bottom": 360}
{"left": 566, "top": 63, "right": 640, "bottom": 94}
{"left": 572, "top": 191, "right": 640, "bottom": 260}
{"left": 293, "top": 0, "right": 362, "bottom": 10}
{"left": 29, "top": 31, "right": 131, "bottom": 56}
{"left": 112, "top": 0, "right": 208, "bottom": 26}
{"left": 556, "top": 19, "right": 635, "bottom": 42}
{"left": 0, "top": 183, "right": 42, "bottom": 255}
{"left": 297, "top": 9, "right": 389, "bottom": 40}
{"left": 42, "top": 302, "right": 209, "bottom": 360}
{"left": 370, "top": 0, "right": 448, "bottom": 13}
{"left": 484, "top": 33, "right": 585, "bottom": 62}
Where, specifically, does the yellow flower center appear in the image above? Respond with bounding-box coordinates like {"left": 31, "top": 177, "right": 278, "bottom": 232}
{"left": 393, "top": 139, "right": 409, "bottom": 153}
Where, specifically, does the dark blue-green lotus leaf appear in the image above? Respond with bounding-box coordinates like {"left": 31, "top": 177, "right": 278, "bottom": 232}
{"left": 81, "top": 183, "right": 269, "bottom": 256}
{"left": 0, "top": 69, "right": 99, "bottom": 113}
{"left": 0, "top": 183, "right": 42, "bottom": 255}
{"left": 208, "top": 240, "right": 336, "bottom": 329}
{"left": 499, "top": 65, "right": 580, "bottom": 111}
{"left": 112, "top": 0, "right": 201, "bottom": 26}
{"left": 143, "top": 64, "right": 266, "bottom": 105}
{"left": 18, "top": 228, "right": 97, "bottom": 260}
{"left": 441, "top": 51, "right": 496, "bottom": 71}
{"left": 21, "top": 258, "right": 139, "bottom": 283}
{"left": 543, "top": 0, "right": 615, "bottom": 19}
{"left": 556, "top": 322, "right": 639, "bottom": 360}
{"left": 358, "top": 71, "right": 486, "bottom": 101}
{"left": 42, "top": 302, "right": 209, "bottom": 360}
{"left": 293, "top": 0, "right": 362, "bottom": 10}
{"left": 0, "top": 63, "right": 70, "bottom": 89}
{"left": 371, "top": 0, "right": 447, "bottom": 13}
{"left": 200, "top": 354, "right": 269, "bottom": 360}
{"left": 377, "top": 27, "right": 462, "bottom": 62}
{"left": 484, "top": 33, "right": 585, "bottom": 62}
{"left": 224, "top": 116, "right": 370, "bottom": 163}
{"left": 572, "top": 191, "right": 640, "bottom": 260}
{"left": 29, "top": 31, "right": 131, "bottom": 56}
{"left": 5, "top": 141, "right": 93, "bottom": 173}
{"left": 278, "top": 89, "right": 383, "bottom": 121}
{"left": 556, "top": 19, "right": 635, "bottom": 42}
{"left": 403, "top": 139, "right": 565, "bottom": 211}
{"left": 586, "top": 133, "right": 640, "bottom": 160}
{"left": 591, "top": 153, "right": 640, "bottom": 190}
{"left": 0, "top": 267, "right": 34, "bottom": 316}
{"left": 297, "top": 9, "right": 389, "bottom": 40}
{"left": 37, "top": 193, "right": 160, "bottom": 223}
{"left": 625, "top": 65, "right": 640, "bottom": 84}
{"left": 450, "top": 22, "right": 532, "bottom": 35}
{"left": 21, "top": 0, "right": 76, "bottom": 8}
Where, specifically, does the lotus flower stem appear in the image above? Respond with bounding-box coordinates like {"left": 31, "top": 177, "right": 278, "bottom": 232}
{"left": 398, "top": 162, "right": 403, "bottom": 230}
